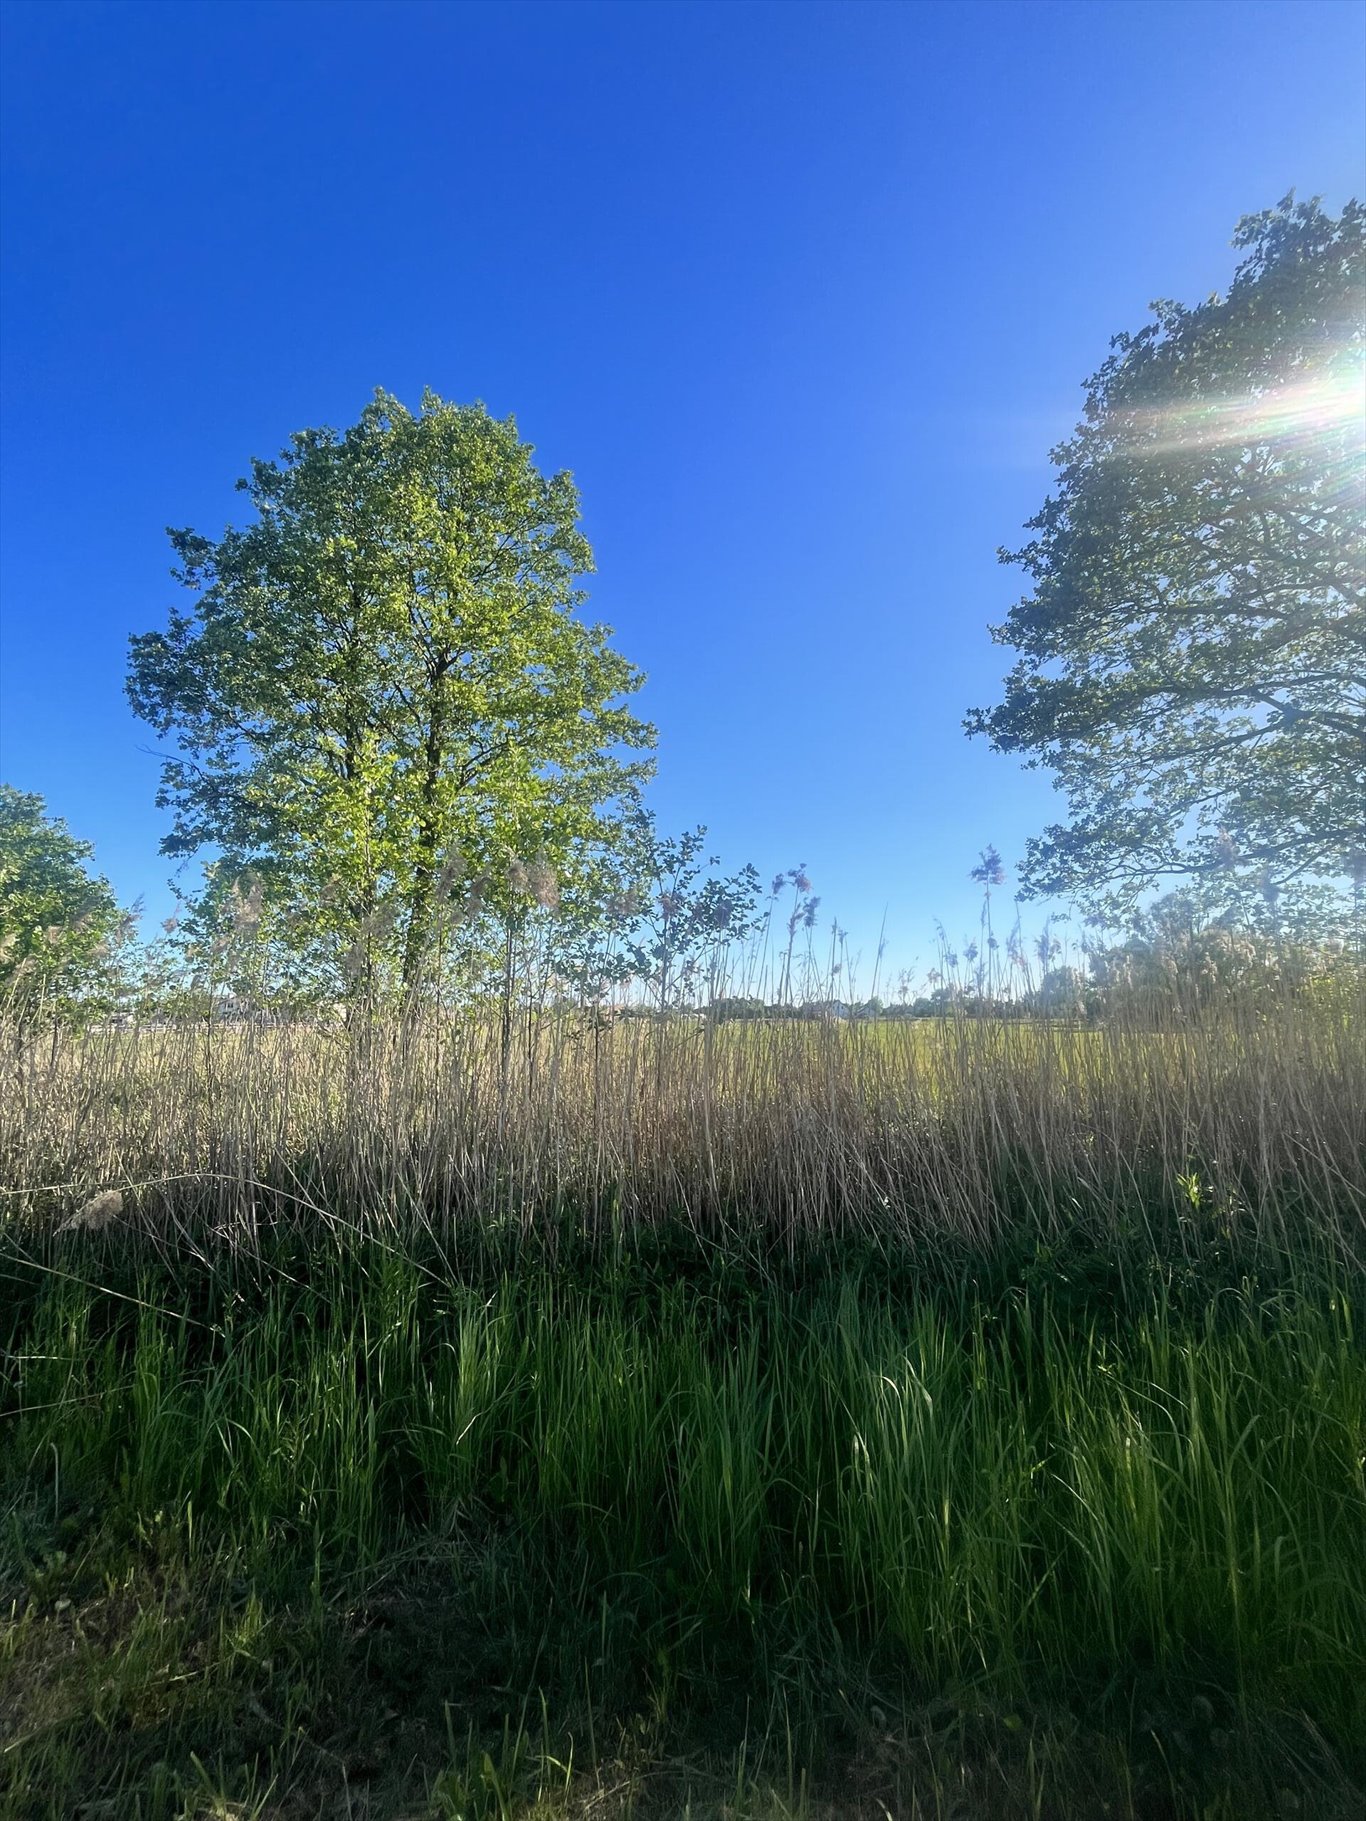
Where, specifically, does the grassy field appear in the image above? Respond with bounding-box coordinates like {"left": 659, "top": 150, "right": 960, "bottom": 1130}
{"left": 2, "top": 999, "right": 1364, "bottom": 1818}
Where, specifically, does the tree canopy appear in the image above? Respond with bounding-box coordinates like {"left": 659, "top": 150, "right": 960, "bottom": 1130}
{"left": 128, "top": 391, "right": 655, "bottom": 998}
{"left": 0, "top": 785, "right": 127, "bottom": 1014}
{"left": 968, "top": 196, "right": 1365, "bottom": 914}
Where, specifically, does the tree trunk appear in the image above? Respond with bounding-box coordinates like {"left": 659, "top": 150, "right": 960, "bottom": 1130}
{"left": 402, "top": 663, "right": 450, "bottom": 995}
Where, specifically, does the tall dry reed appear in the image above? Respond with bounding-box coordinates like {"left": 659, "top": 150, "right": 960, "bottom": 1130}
{"left": 3, "top": 989, "right": 1361, "bottom": 1265}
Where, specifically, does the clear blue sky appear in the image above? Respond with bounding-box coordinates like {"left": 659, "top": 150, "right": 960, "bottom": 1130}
{"left": 2, "top": 0, "right": 1362, "bottom": 985}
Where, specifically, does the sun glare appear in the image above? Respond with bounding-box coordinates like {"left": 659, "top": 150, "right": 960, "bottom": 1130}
{"left": 1132, "top": 362, "right": 1366, "bottom": 465}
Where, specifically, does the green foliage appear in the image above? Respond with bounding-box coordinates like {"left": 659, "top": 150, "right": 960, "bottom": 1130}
{"left": 708, "top": 994, "right": 771, "bottom": 1021}
{"left": 1084, "top": 888, "right": 1359, "bottom": 1019}
{"left": 621, "top": 816, "right": 765, "bottom": 1011}
{"left": 969, "top": 196, "right": 1365, "bottom": 912}
{"left": 0, "top": 784, "right": 128, "bottom": 1016}
{"left": 127, "top": 389, "right": 655, "bottom": 1000}
{"left": 1026, "top": 963, "right": 1093, "bottom": 1019}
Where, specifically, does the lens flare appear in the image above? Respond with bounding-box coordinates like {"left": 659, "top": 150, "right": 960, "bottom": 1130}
{"left": 1118, "top": 360, "right": 1364, "bottom": 486}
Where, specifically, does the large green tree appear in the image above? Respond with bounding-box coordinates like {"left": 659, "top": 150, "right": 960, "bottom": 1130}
{"left": 968, "top": 196, "right": 1365, "bottom": 912}
{"left": 0, "top": 786, "right": 127, "bottom": 1014}
{"left": 128, "top": 391, "right": 655, "bottom": 997}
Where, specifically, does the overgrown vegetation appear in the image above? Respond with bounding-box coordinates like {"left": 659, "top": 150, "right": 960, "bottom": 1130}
{"left": 2, "top": 993, "right": 1363, "bottom": 1817}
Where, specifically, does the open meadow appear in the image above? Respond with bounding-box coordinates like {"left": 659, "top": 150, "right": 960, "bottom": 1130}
{"left": 2, "top": 995, "right": 1363, "bottom": 1818}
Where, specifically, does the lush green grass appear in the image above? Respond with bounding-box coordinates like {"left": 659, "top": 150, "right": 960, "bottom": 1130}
{"left": 2, "top": 1220, "right": 1363, "bottom": 1818}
